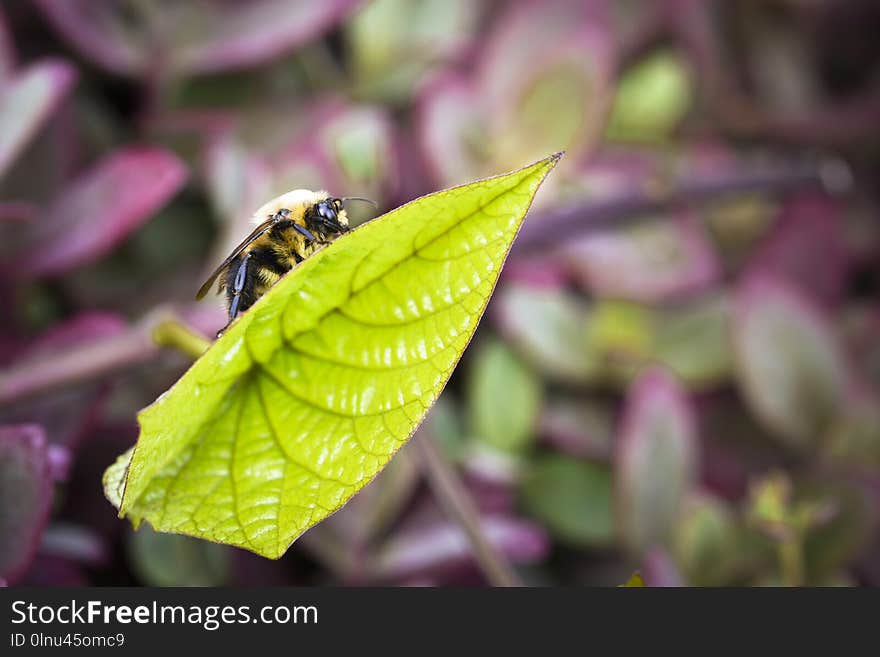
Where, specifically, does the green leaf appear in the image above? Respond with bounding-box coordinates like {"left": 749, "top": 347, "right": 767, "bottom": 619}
{"left": 673, "top": 493, "right": 738, "bottom": 586}
{"left": 520, "top": 454, "right": 614, "bottom": 548}
{"left": 615, "top": 367, "right": 698, "bottom": 557}
{"left": 652, "top": 293, "right": 732, "bottom": 388}
{"left": 106, "top": 154, "right": 561, "bottom": 558}
{"left": 733, "top": 275, "right": 847, "bottom": 448}
{"left": 495, "top": 282, "right": 601, "bottom": 384}
{"left": 126, "top": 524, "right": 231, "bottom": 587}
{"left": 605, "top": 49, "right": 693, "bottom": 143}
{"left": 468, "top": 338, "right": 542, "bottom": 453}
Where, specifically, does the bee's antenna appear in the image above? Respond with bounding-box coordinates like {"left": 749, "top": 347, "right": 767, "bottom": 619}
{"left": 340, "top": 196, "right": 378, "bottom": 209}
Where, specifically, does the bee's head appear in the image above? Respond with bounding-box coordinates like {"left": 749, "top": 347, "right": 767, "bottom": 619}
{"left": 307, "top": 197, "right": 349, "bottom": 237}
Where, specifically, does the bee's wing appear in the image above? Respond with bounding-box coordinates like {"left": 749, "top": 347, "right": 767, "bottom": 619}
{"left": 195, "top": 217, "right": 275, "bottom": 300}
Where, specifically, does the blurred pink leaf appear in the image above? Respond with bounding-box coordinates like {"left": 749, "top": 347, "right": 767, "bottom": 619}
{"left": 47, "top": 444, "right": 72, "bottom": 482}
{"left": 0, "top": 424, "right": 53, "bottom": 583}
{"left": 478, "top": 0, "right": 615, "bottom": 175}
{"left": 0, "top": 7, "right": 15, "bottom": 81}
{"left": 0, "top": 313, "right": 126, "bottom": 449}
{"left": 35, "top": 0, "right": 361, "bottom": 77}
{"left": 40, "top": 523, "right": 108, "bottom": 568}
{"left": 32, "top": 0, "right": 143, "bottom": 76}
{"left": 372, "top": 516, "right": 548, "bottom": 582}
{"left": 15, "top": 147, "right": 187, "bottom": 277}
{"left": 641, "top": 548, "right": 684, "bottom": 587}
{"left": 416, "top": 72, "right": 485, "bottom": 187}
{"left": 615, "top": 367, "right": 698, "bottom": 556}
{"left": 0, "top": 59, "right": 76, "bottom": 179}
{"left": 169, "top": 0, "right": 361, "bottom": 75}
{"left": 538, "top": 397, "right": 614, "bottom": 461}
{"left": 0, "top": 201, "right": 37, "bottom": 223}
{"left": 733, "top": 274, "right": 848, "bottom": 448}
{"left": 561, "top": 212, "right": 721, "bottom": 302}
{"left": 24, "top": 313, "right": 127, "bottom": 361}
{"left": 568, "top": 148, "right": 661, "bottom": 200}
{"left": 747, "top": 195, "right": 848, "bottom": 307}
{"left": 417, "top": 0, "right": 615, "bottom": 187}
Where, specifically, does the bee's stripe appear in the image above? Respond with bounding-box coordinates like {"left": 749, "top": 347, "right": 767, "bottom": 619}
{"left": 248, "top": 245, "right": 294, "bottom": 275}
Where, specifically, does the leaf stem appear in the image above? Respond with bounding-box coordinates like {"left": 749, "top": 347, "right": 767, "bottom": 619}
{"left": 778, "top": 535, "right": 805, "bottom": 587}
{"left": 0, "top": 316, "right": 158, "bottom": 406}
{"left": 513, "top": 161, "right": 846, "bottom": 252}
{"left": 417, "top": 434, "right": 522, "bottom": 587}
{"left": 152, "top": 318, "right": 210, "bottom": 359}
{"left": 0, "top": 307, "right": 213, "bottom": 406}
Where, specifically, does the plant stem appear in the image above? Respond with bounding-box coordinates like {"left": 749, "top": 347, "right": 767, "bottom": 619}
{"left": 513, "top": 161, "right": 842, "bottom": 252}
{"left": 152, "top": 318, "right": 210, "bottom": 359}
{"left": 778, "top": 535, "right": 805, "bottom": 587}
{"left": 0, "top": 316, "right": 158, "bottom": 406}
{"left": 417, "top": 434, "right": 522, "bottom": 587}
{"left": 0, "top": 307, "right": 213, "bottom": 406}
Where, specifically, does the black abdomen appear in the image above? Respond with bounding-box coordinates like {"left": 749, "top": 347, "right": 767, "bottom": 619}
{"left": 224, "top": 245, "right": 293, "bottom": 315}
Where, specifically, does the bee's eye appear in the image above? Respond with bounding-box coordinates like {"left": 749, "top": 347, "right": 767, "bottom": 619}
{"left": 317, "top": 202, "right": 336, "bottom": 221}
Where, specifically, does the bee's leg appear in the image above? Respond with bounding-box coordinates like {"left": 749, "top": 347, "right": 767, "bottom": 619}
{"left": 291, "top": 223, "right": 319, "bottom": 243}
{"left": 218, "top": 253, "right": 252, "bottom": 337}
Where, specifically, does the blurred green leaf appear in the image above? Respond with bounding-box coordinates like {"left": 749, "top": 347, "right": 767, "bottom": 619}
{"left": 674, "top": 493, "right": 738, "bottom": 586}
{"left": 615, "top": 368, "right": 698, "bottom": 557}
{"left": 496, "top": 283, "right": 601, "bottom": 384}
{"left": 426, "top": 395, "right": 468, "bottom": 461}
{"left": 826, "top": 393, "right": 880, "bottom": 469}
{"left": 468, "top": 338, "right": 542, "bottom": 453}
{"left": 652, "top": 294, "right": 732, "bottom": 388}
{"left": 590, "top": 300, "right": 653, "bottom": 363}
{"left": 605, "top": 49, "right": 693, "bottom": 143}
{"left": 319, "top": 106, "right": 397, "bottom": 204}
{"left": 520, "top": 454, "right": 614, "bottom": 548}
{"left": 347, "top": 0, "right": 480, "bottom": 102}
{"left": 106, "top": 155, "right": 560, "bottom": 558}
{"left": 704, "top": 195, "right": 778, "bottom": 267}
{"left": 734, "top": 275, "right": 847, "bottom": 449}
{"left": 539, "top": 397, "right": 613, "bottom": 461}
{"left": 127, "top": 524, "right": 231, "bottom": 586}
{"left": 800, "top": 480, "right": 876, "bottom": 582}
{"left": 590, "top": 296, "right": 731, "bottom": 389}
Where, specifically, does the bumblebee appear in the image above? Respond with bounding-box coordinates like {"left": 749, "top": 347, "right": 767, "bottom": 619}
{"left": 196, "top": 189, "right": 375, "bottom": 335}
